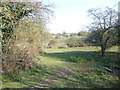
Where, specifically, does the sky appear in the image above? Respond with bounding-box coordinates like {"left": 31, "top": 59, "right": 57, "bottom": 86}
{"left": 46, "top": 0, "right": 119, "bottom": 34}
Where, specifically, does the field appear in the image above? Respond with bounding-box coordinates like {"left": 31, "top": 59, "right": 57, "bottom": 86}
{"left": 2, "top": 46, "right": 119, "bottom": 88}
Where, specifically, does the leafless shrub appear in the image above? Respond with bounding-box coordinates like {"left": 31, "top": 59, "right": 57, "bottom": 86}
{"left": 2, "top": 43, "right": 38, "bottom": 75}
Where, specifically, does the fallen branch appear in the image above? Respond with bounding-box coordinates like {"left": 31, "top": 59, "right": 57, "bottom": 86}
{"left": 103, "top": 67, "right": 112, "bottom": 72}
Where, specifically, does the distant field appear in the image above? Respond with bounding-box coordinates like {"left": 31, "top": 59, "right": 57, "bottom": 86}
{"left": 2, "top": 46, "right": 119, "bottom": 88}
{"left": 44, "top": 46, "right": 118, "bottom": 53}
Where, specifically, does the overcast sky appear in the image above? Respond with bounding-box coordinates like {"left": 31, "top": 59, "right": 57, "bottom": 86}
{"left": 46, "top": 0, "right": 119, "bottom": 34}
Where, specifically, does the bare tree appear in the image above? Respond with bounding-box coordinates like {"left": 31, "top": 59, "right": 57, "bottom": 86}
{"left": 87, "top": 7, "right": 118, "bottom": 55}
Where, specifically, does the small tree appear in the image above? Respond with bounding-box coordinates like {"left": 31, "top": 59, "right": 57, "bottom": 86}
{"left": 87, "top": 7, "right": 118, "bottom": 55}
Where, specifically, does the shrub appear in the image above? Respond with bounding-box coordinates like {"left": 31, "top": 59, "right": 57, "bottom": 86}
{"left": 2, "top": 48, "right": 36, "bottom": 75}
{"left": 2, "top": 19, "right": 42, "bottom": 75}
{"left": 48, "top": 39, "right": 57, "bottom": 48}
{"left": 66, "top": 37, "right": 85, "bottom": 47}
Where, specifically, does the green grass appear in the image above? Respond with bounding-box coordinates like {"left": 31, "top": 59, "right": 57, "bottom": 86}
{"left": 2, "top": 46, "right": 119, "bottom": 88}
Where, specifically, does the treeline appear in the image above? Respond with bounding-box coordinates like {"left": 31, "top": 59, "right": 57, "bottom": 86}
{"left": 44, "top": 26, "right": 118, "bottom": 51}
{"left": 44, "top": 31, "right": 90, "bottom": 48}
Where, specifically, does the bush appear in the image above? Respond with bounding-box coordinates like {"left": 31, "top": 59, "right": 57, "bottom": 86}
{"left": 2, "top": 19, "right": 42, "bottom": 75}
{"left": 66, "top": 37, "right": 85, "bottom": 47}
{"left": 48, "top": 39, "right": 57, "bottom": 48}
{"left": 2, "top": 48, "right": 36, "bottom": 75}
{"left": 48, "top": 39, "right": 68, "bottom": 48}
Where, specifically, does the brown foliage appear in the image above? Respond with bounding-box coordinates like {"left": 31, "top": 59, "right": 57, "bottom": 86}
{"left": 2, "top": 44, "right": 37, "bottom": 75}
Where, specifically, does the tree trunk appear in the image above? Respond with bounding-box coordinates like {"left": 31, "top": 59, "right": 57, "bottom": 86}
{"left": 101, "top": 45, "right": 105, "bottom": 56}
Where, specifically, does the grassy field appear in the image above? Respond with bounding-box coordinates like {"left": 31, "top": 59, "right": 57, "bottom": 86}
{"left": 2, "top": 46, "right": 119, "bottom": 88}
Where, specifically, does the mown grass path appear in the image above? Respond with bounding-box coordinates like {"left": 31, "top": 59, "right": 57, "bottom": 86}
{"left": 2, "top": 46, "right": 119, "bottom": 88}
